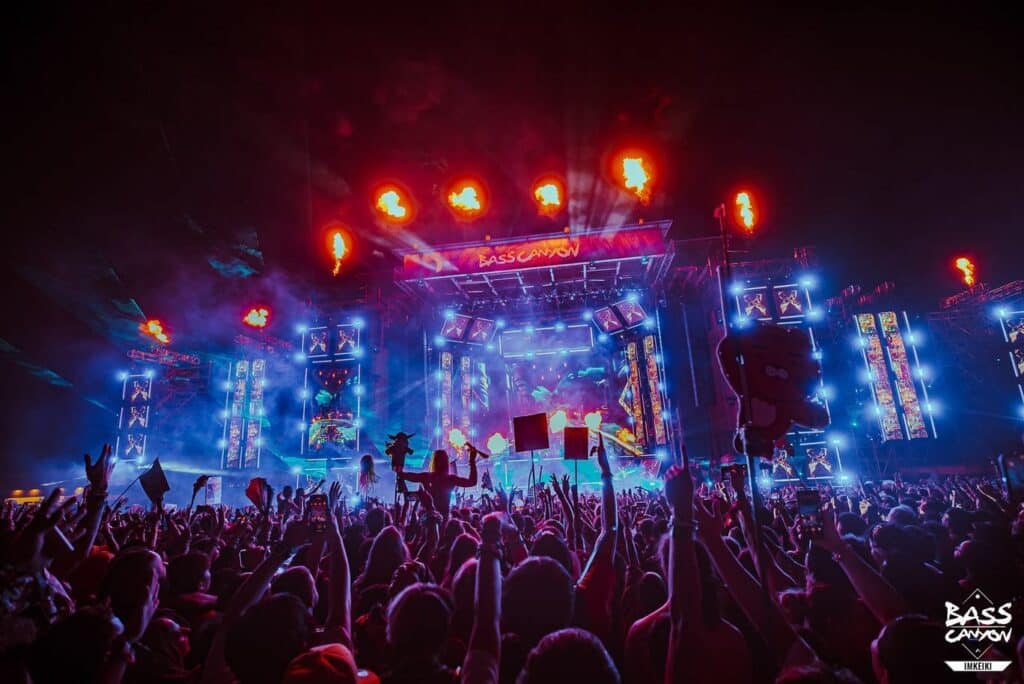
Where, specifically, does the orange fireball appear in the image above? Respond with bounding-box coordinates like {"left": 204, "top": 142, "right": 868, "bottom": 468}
{"left": 532, "top": 177, "right": 564, "bottom": 215}
{"left": 141, "top": 319, "right": 170, "bottom": 344}
{"left": 735, "top": 191, "right": 756, "bottom": 232}
{"left": 619, "top": 155, "right": 652, "bottom": 203}
{"left": 445, "top": 179, "right": 487, "bottom": 219}
{"left": 954, "top": 256, "right": 976, "bottom": 287}
{"left": 243, "top": 307, "right": 270, "bottom": 328}
{"left": 373, "top": 184, "right": 413, "bottom": 224}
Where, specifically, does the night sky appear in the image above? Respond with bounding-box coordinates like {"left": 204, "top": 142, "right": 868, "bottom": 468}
{"left": 1, "top": 5, "right": 1021, "bottom": 481}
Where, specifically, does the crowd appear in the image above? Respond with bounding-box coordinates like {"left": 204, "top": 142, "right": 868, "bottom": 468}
{"left": 1, "top": 440, "right": 1023, "bottom": 683}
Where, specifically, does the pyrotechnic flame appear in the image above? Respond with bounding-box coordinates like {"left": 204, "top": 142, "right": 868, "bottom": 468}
{"left": 616, "top": 427, "right": 636, "bottom": 444}
{"left": 449, "top": 428, "right": 467, "bottom": 448}
{"left": 331, "top": 231, "right": 347, "bottom": 276}
{"left": 584, "top": 411, "right": 602, "bottom": 431}
{"left": 486, "top": 432, "right": 509, "bottom": 454}
{"left": 621, "top": 157, "right": 651, "bottom": 203}
{"left": 141, "top": 319, "right": 170, "bottom": 344}
{"left": 448, "top": 185, "right": 482, "bottom": 214}
{"left": 954, "top": 257, "right": 976, "bottom": 287}
{"left": 376, "top": 190, "right": 408, "bottom": 220}
{"left": 735, "top": 191, "right": 756, "bottom": 232}
{"left": 549, "top": 409, "right": 568, "bottom": 432}
{"left": 244, "top": 308, "right": 270, "bottom": 328}
{"left": 534, "top": 182, "right": 561, "bottom": 210}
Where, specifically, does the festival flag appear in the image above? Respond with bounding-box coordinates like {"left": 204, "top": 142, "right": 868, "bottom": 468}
{"left": 139, "top": 459, "right": 170, "bottom": 503}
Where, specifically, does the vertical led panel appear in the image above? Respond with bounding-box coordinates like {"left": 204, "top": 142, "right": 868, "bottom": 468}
{"left": 878, "top": 312, "right": 929, "bottom": 439}
{"left": 224, "top": 360, "right": 248, "bottom": 468}
{"left": 856, "top": 314, "right": 904, "bottom": 442}
{"left": 440, "top": 351, "right": 454, "bottom": 446}
{"left": 642, "top": 334, "right": 667, "bottom": 445}
{"left": 625, "top": 341, "right": 646, "bottom": 447}
{"left": 116, "top": 373, "right": 153, "bottom": 464}
{"left": 244, "top": 359, "right": 265, "bottom": 468}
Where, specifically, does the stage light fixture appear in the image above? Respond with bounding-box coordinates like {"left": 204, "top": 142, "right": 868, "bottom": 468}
{"left": 294, "top": 352, "right": 307, "bottom": 363}
{"left": 598, "top": 333, "right": 609, "bottom": 343}
{"left": 582, "top": 310, "right": 593, "bottom": 320}
{"left": 807, "top": 309, "right": 823, "bottom": 322}
{"left": 291, "top": 465, "right": 302, "bottom": 475}
{"left": 220, "top": 410, "right": 229, "bottom": 419}
{"left": 995, "top": 307, "right": 1008, "bottom": 319}
{"left": 655, "top": 449, "right": 668, "bottom": 461}
{"left": 525, "top": 325, "right": 535, "bottom": 335}
{"left": 444, "top": 309, "right": 456, "bottom": 320}
{"left": 434, "top": 335, "right": 447, "bottom": 347}
{"left": 728, "top": 282, "right": 744, "bottom": 296}
{"left": 354, "top": 385, "right": 365, "bottom": 397}
{"left": 643, "top": 319, "right": 655, "bottom": 330}
{"left": 353, "top": 348, "right": 365, "bottom": 358}
{"left": 626, "top": 292, "right": 640, "bottom": 303}
{"left": 144, "top": 369, "right": 154, "bottom": 379}
{"left": 351, "top": 317, "right": 366, "bottom": 329}
{"left": 217, "top": 439, "right": 227, "bottom": 449}
{"left": 812, "top": 350, "right": 823, "bottom": 361}
{"left": 836, "top": 472, "right": 851, "bottom": 484}
{"left": 554, "top": 322, "right": 566, "bottom": 332}
{"left": 297, "top": 324, "right": 308, "bottom": 334}
{"left": 496, "top": 319, "right": 506, "bottom": 329}
{"left": 117, "top": 371, "right": 128, "bottom": 381}
{"left": 799, "top": 275, "right": 816, "bottom": 288}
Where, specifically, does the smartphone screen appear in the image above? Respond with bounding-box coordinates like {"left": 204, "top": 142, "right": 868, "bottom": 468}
{"left": 796, "top": 490, "right": 822, "bottom": 535}
{"left": 308, "top": 494, "right": 328, "bottom": 532}
{"left": 999, "top": 454, "right": 1024, "bottom": 505}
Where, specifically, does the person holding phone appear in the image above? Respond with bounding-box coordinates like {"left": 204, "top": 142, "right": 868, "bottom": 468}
{"left": 396, "top": 446, "right": 478, "bottom": 518}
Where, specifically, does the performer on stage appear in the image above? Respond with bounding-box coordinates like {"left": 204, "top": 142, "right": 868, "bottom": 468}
{"left": 397, "top": 446, "right": 478, "bottom": 518}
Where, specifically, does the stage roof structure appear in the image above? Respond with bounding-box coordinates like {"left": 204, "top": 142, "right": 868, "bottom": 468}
{"left": 394, "top": 221, "right": 674, "bottom": 307}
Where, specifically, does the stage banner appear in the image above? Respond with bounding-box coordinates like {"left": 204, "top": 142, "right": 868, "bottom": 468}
{"left": 399, "top": 226, "right": 667, "bottom": 280}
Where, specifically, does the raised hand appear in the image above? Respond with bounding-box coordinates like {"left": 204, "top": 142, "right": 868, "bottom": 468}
{"left": 84, "top": 444, "right": 114, "bottom": 495}
{"left": 328, "top": 481, "right": 342, "bottom": 513}
{"left": 694, "top": 496, "right": 725, "bottom": 541}
{"left": 664, "top": 465, "right": 693, "bottom": 517}
{"left": 8, "top": 488, "right": 75, "bottom": 571}
{"left": 815, "top": 503, "right": 844, "bottom": 553}
{"left": 561, "top": 474, "right": 571, "bottom": 497}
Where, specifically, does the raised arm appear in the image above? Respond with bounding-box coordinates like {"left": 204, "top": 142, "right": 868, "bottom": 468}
{"left": 816, "top": 504, "right": 909, "bottom": 625}
{"left": 324, "top": 483, "right": 352, "bottom": 649}
{"left": 581, "top": 435, "right": 617, "bottom": 576}
{"left": 694, "top": 497, "right": 817, "bottom": 668}
{"left": 451, "top": 450, "right": 479, "bottom": 488}
{"left": 201, "top": 521, "right": 310, "bottom": 684}
{"left": 462, "top": 513, "right": 506, "bottom": 684}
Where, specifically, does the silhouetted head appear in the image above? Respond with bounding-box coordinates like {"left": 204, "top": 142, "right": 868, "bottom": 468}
{"left": 431, "top": 449, "right": 450, "bottom": 474}
{"left": 502, "top": 557, "right": 574, "bottom": 648}
{"left": 516, "top": 628, "right": 620, "bottom": 684}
